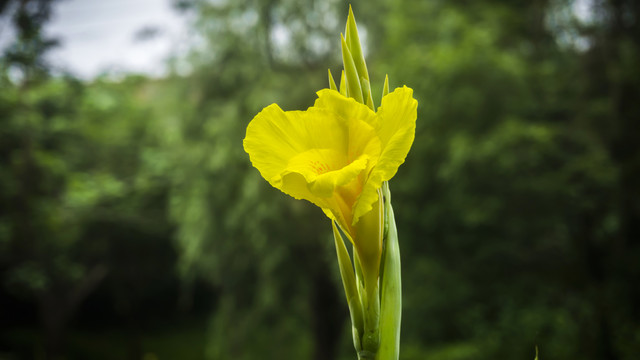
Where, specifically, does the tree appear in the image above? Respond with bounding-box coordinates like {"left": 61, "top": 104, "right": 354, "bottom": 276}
{"left": 1, "top": 3, "right": 177, "bottom": 358}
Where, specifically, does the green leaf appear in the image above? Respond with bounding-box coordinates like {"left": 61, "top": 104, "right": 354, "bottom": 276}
{"left": 332, "top": 221, "right": 364, "bottom": 349}
{"left": 340, "top": 70, "right": 348, "bottom": 96}
{"left": 377, "top": 182, "right": 402, "bottom": 360}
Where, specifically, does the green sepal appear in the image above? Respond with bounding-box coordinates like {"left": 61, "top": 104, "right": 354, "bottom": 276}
{"left": 382, "top": 74, "right": 390, "bottom": 99}
{"left": 340, "top": 70, "right": 348, "bottom": 97}
{"left": 328, "top": 69, "right": 338, "bottom": 91}
{"left": 353, "top": 243, "right": 365, "bottom": 291}
{"left": 346, "top": 5, "right": 370, "bottom": 84}
{"left": 377, "top": 182, "right": 402, "bottom": 360}
{"left": 332, "top": 221, "right": 364, "bottom": 350}
{"left": 341, "top": 33, "right": 364, "bottom": 103}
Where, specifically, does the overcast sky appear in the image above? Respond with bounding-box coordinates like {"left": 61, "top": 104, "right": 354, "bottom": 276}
{"left": 0, "top": 0, "right": 594, "bottom": 79}
{"left": 0, "top": 0, "right": 190, "bottom": 79}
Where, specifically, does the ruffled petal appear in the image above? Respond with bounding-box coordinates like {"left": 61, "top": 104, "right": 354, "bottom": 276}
{"left": 313, "top": 89, "right": 378, "bottom": 130}
{"left": 352, "top": 169, "right": 385, "bottom": 225}
{"left": 244, "top": 104, "right": 349, "bottom": 188}
{"left": 243, "top": 104, "right": 305, "bottom": 182}
{"left": 352, "top": 86, "right": 417, "bottom": 224}
{"left": 373, "top": 86, "right": 417, "bottom": 181}
{"left": 375, "top": 86, "right": 418, "bottom": 152}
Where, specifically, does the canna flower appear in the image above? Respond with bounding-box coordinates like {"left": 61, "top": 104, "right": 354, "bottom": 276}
{"left": 244, "top": 7, "right": 413, "bottom": 359}
{"left": 243, "top": 86, "right": 417, "bottom": 251}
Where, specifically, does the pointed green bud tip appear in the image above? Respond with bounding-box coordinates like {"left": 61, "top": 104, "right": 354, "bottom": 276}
{"left": 340, "top": 70, "right": 347, "bottom": 96}
{"left": 328, "top": 69, "right": 338, "bottom": 91}
{"left": 345, "top": 5, "right": 357, "bottom": 43}
{"left": 382, "top": 74, "right": 390, "bottom": 99}
{"left": 345, "top": 4, "right": 370, "bottom": 84}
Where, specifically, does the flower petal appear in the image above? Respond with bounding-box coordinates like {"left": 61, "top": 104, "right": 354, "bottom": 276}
{"left": 243, "top": 87, "right": 412, "bottom": 229}
{"left": 275, "top": 156, "right": 368, "bottom": 232}
{"left": 313, "top": 89, "right": 378, "bottom": 130}
{"left": 375, "top": 86, "right": 418, "bottom": 153}
{"left": 352, "top": 86, "right": 417, "bottom": 224}
{"left": 243, "top": 104, "right": 348, "bottom": 187}
{"left": 277, "top": 150, "right": 369, "bottom": 198}
{"left": 311, "top": 89, "right": 382, "bottom": 176}
{"left": 243, "top": 104, "right": 305, "bottom": 182}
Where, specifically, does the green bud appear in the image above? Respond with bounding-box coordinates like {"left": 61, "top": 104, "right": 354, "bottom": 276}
{"left": 341, "top": 33, "right": 364, "bottom": 103}
{"left": 346, "top": 5, "right": 370, "bottom": 84}
{"left": 378, "top": 182, "right": 402, "bottom": 360}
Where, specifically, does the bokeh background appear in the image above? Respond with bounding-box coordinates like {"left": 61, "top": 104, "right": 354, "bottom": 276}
{"left": 1, "top": 0, "right": 639, "bottom": 359}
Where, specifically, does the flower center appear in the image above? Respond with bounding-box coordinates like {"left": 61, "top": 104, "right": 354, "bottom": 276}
{"left": 310, "top": 160, "right": 331, "bottom": 175}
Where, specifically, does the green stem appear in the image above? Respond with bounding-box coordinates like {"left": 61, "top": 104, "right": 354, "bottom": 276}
{"left": 358, "top": 350, "right": 377, "bottom": 360}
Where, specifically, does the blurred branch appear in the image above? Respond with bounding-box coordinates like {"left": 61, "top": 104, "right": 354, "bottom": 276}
{"left": 68, "top": 264, "right": 109, "bottom": 311}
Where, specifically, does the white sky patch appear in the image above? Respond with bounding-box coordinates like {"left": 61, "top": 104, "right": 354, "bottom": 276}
{"left": 271, "top": 23, "right": 290, "bottom": 50}
{"left": 0, "top": 3, "right": 18, "bottom": 51}
{"left": 545, "top": 0, "right": 595, "bottom": 52}
{"left": 572, "top": 0, "right": 594, "bottom": 24}
{"left": 39, "top": 0, "right": 189, "bottom": 79}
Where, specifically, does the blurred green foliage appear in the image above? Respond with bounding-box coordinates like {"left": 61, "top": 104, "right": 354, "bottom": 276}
{"left": 1, "top": 0, "right": 639, "bottom": 359}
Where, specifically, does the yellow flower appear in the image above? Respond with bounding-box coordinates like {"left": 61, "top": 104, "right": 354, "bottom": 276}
{"left": 243, "top": 86, "right": 417, "bottom": 240}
